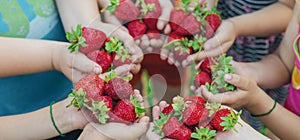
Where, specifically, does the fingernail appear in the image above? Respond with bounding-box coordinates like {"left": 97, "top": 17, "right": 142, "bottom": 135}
{"left": 204, "top": 44, "right": 211, "bottom": 50}
{"left": 94, "top": 66, "right": 101, "bottom": 74}
{"left": 224, "top": 74, "right": 232, "bottom": 80}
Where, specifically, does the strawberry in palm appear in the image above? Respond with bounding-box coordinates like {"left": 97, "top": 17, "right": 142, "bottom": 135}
{"left": 106, "top": 0, "right": 140, "bottom": 21}
{"left": 127, "top": 20, "right": 147, "bottom": 39}
{"left": 105, "top": 36, "right": 131, "bottom": 67}
{"left": 66, "top": 24, "right": 106, "bottom": 53}
{"left": 138, "top": 0, "right": 162, "bottom": 29}
{"left": 210, "top": 108, "right": 242, "bottom": 131}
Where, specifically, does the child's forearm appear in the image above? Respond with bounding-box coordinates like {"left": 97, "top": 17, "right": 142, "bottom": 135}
{"left": 56, "top": 0, "right": 101, "bottom": 32}
{"left": 0, "top": 37, "right": 67, "bottom": 77}
{"left": 232, "top": 0, "right": 294, "bottom": 37}
{"left": 0, "top": 98, "right": 82, "bottom": 139}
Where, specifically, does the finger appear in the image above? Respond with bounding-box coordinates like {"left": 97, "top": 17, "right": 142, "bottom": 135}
{"left": 164, "top": 24, "right": 171, "bottom": 34}
{"left": 141, "top": 39, "right": 150, "bottom": 49}
{"left": 73, "top": 53, "right": 102, "bottom": 74}
{"left": 174, "top": 61, "right": 180, "bottom": 67}
{"left": 159, "top": 101, "right": 168, "bottom": 111}
{"left": 224, "top": 74, "right": 252, "bottom": 90}
{"left": 152, "top": 106, "right": 160, "bottom": 120}
{"left": 160, "top": 49, "right": 169, "bottom": 60}
{"left": 100, "top": 64, "right": 131, "bottom": 79}
{"left": 133, "top": 89, "right": 143, "bottom": 102}
{"left": 135, "top": 39, "right": 141, "bottom": 46}
{"left": 190, "top": 85, "right": 196, "bottom": 94}
{"left": 150, "top": 39, "right": 162, "bottom": 48}
{"left": 130, "top": 64, "right": 141, "bottom": 74}
{"left": 167, "top": 53, "right": 175, "bottom": 65}
{"left": 68, "top": 69, "right": 87, "bottom": 83}
{"left": 111, "top": 29, "right": 136, "bottom": 53}
{"left": 200, "top": 85, "right": 236, "bottom": 104}
{"left": 146, "top": 47, "right": 153, "bottom": 53}
{"left": 172, "top": 96, "right": 179, "bottom": 103}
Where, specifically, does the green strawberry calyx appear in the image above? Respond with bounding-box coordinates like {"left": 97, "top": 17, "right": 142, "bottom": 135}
{"left": 163, "top": 38, "right": 189, "bottom": 50}
{"left": 104, "top": 70, "right": 132, "bottom": 83}
{"left": 66, "top": 24, "right": 87, "bottom": 52}
{"left": 105, "top": 0, "right": 121, "bottom": 13}
{"left": 136, "top": 0, "right": 156, "bottom": 15}
{"left": 130, "top": 95, "right": 146, "bottom": 118}
{"left": 206, "top": 54, "right": 236, "bottom": 94}
{"left": 66, "top": 88, "right": 88, "bottom": 110}
{"left": 189, "top": 34, "right": 206, "bottom": 52}
{"left": 220, "top": 109, "right": 243, "bottom": 132}
{"left": 105, "top": 36, "right": 123, "bottom": 53}
{"left": 172, "top": 96, "right": 188, "bottom": 121}
{"left": 191, "top": 127, "right": 217, "bottom": 140}
{"left": 84, "top": 101, "right": 110, "bottom": 124}
{"left": 205, "top": 103, "right": 221, "bottom": 117}
{"left": 152, "top": 113, "right": 170, "bottom": 138}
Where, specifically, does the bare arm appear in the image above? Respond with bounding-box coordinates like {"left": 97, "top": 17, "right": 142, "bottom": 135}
{"left": 0, "top": 37, "right": 64, "bottom": 77}
{"left": 0, "top": 98, "right": 86, "bottom": 139}
{"left": 232, "top": 0, "right": 295, "bottom": 37}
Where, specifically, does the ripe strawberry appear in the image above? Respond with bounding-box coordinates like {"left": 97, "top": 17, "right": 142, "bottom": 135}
{"left": 162, "top": 104, "right": 174, "bottom": 115}
{"left": 200, "top": 58, "right": 212, "bottom": 74}
{"left": 112, "top": 53, "right": 131, "bottom": 67}
{"left": 184, "top": 96, "right": 205, "bottom": 107}
{"left": 167, "top": 32, "right": 184, "bottom": 43}
{"left": 140, "top": 0, "right": 162, "bottom": 29}
{"left": 147, "top": 29, "right": 160, "bottom": 39}
{"left": 74, "top": 74, "right": 105, "bottom": 102}
{"left": 205, "top": 13, "right": 221, "bottom": 32}
{"left": 210, "top": 108, "right": 242, "bottom": 131}
{"left": 169, "top": 10, "right": 188, "bottom": 31}
{"left": 111, "top": 96, "right": 146, "bottom": 124}
{"left": 175, "top": 14, "right": 201, "bottom": 36}
{"left": 127, "top": 20, "right": 147, "bottom": 39}
{"left": 87, "top": 50, "right": 112, "bottom": 72}
{"left": 106, "top": 0, "right": 140, "bottom": 21}
{"left": 194, "top": 71, "right": 212, "bottom": 87}
{"left": 183, "top": 103, "right": 209, "bottom": 126}
{"left": 105, "top": 78, "right": 134, "bottom": 100}
{"left": 162, "top": 117, "right": 192, "bottom": 140}
{"left": 66, "top": 24, "right": 106, "bottom": 53}
{"left": 198, "top": 120, "right": 214, "bottom": 131}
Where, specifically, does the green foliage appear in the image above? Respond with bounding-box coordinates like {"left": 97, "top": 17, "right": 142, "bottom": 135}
{"left": 220, "top": 109, "right": 243, "bottom": 132}
{"left": 153, "top": 113, "right": 170, "bottom": 138}
{"left": 67, "top": 88, "right": 88, "bottom": 110}
{"left": 85, "top": 101, "right": 110, "bottom": 124}
{"left": 106, "top": 0, "right": 120, "bottom": 13}
{"left": 172, "top": 96, "right": 188, "bottom": 121}
{"left": 130, "top": 95, "right": 146, "bottom": 118}
{"left": 191, "top": 127, "right": 216, "bottom": 140}
{"left": 66, "top": 24, "right": 87, "bottom": 52}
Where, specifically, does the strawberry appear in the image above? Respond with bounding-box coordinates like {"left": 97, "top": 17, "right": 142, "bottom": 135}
{"left": 162, "top": 104, "right": 174, "bottom": 115}
{"left": 112, "top": 52, "right": 131, "bottom": 67}
{"left": 184, "top": 96, "right": 205, "bottom": 107}
{"left": 173, "top": 46, "right": 193, "bottom": 61}
{"left": 66, "top": 24, "right": 106, "bottom": 53}
{"left": 162, "top": 117, "right": 192, "bottom": 140}
{"left": 127, "top": 20, "right": 147, "bottom": 39}
{"left": 147, "top": 29, "right": 160, "bottom": 39}
{"left": 174, "top": 14, "right": 201, "bottom": 36}
{"left": 194, "top": 71, "right": 212, "bottom": 87}
{"left": 210, "top": 108, "right": 242, "bottom": 131}
{"left": 87, "top": 50, "right": 112, "bottom": 72}
{"left": 167, "top": 32, "right": 184, "bottom": 43}
{"left": 106, "top": 0, "right": 140, "bottom": 21}
{"left": 139, "top": 0, "right": 162, "bottom": 29}
{"left": 198, "top": 120, "right": 214, "bottom": 131}
{"left": 191, "top": 127, "right": 217, "bottom": 140}
{"left": 105, "top": 78, "right": 134, "bottom": 100}
{"left": 200, "top": 58, "right": 212, "bottom": 74}
{"left": 183, "top": 103, "right": 209, "bottom": 126}
{"left": 169, "top": 10, "right": 188, "bottom": 31}
{"left": 111, "top": 96, "right": 146, "bottom": 124}
{"left": 205, "top": 13, "right": 221, "bottom": 32}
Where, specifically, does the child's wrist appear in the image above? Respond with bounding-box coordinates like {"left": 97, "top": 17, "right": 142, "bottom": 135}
{"left": 245, "top": 89, "right": 274, "bottom": 116}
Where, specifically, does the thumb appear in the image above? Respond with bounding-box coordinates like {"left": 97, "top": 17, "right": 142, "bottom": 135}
{"left": 157, "top": 0, "right": 173, "bottom": 30}
{"left": 224, "top": 74, "right": 252, "bottom": 90}
{"left": 73, "top": 53, "right": 102, "bottom": 74}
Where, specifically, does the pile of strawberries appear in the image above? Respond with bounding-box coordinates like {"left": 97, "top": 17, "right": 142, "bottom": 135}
{"left": 163, "top": 0, "right": 221, "bottom": 62}
{"left": 194, "top": 54, "right": 236, "bottom": 94}
{"left": 153, "top": 96, "right": 242, "bottom": 140}
{"left": 67, "top": 73, "right": 145, "bottom": 124}
{"left": 105, "top": 0, "right": 162, "bottom": 40}
{"left": 66, "top": 24, "right": 132, "bottom": 72}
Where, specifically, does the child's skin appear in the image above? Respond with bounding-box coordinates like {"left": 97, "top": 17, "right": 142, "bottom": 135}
{"left": 196, "top": 1, "right": 300, "bottom": 139}
{"left": 56, "top": 0, "right": 144, "bottom": 74}
{"left": 182, "top": 0, "right": 295, "bottom": 66}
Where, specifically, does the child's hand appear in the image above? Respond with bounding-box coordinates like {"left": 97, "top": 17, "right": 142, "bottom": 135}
{"left": 196, "top": 73, "right": 262, "bottom": 109}
{"left": 182, "top": 19, "right": 237, "bottom": 67}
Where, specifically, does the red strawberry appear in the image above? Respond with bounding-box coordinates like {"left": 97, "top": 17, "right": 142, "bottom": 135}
{"left": 162, "top": 104, "right": 174, "bottom": 115}
{"left": 200, "top": 58, "right": 212, "bottom": 74}
{"left": 167, "top": 32, "right": 184, "bottom": 43}
{"left": 162, "top": 117, "right": 192, "bottom": 140}
{"left": 175, "top": 14, "right": 201, "bottom": 36}
{"left": 210, "top": 108, "right": 241, "bottom": 131}
{"left": 184, "top": 96, "right": 205, "bottom": 107}
{"left": 205, "top": 13, "right": 221, "bottom": 32}
{"left": 194, "top": 71, "right": 212, "bottom": 87}
{"left": 183, "top": 103, "right": 209, "bottom": 126}
{"left": 105, "top": 78, "right": 134, "bottom": 100}
{"left": 169, "top": 10, "right": 188, "bottom": 31}
{"left": 141, "top": 0, "right": 162, "bottom": 29}
{"left": 66, "top": 25, "right": 106, "bottom": 53}
{"left": 147, "top": 29, "right": 160, "bottom": 39}
{"left": 173, "top": 47, "right": 193, "bottom": 61}
{"left": 128, "top": 20, "right": 147, "bottom": 39}
{"left": 83, "top": 96, "right": 113, "bottom": 123}
{"left": 96, "top": 96, "right": 113, "bottom": 110}
{"left": 87, "top": 50, "right": 112, "bottom": 72}
{"left": 74, "top": 74, "right": 105, "bottom": 102}
{"left": 111, "top": 99, "right": 136, "bottom": 123}
{"left": 198, "top": 120, "right": 214, "bottom": 131}
{"left": 107, "top": 0, "right": 140, "bottom": 21}
{"left": 111, "top": 51, "right": 131, "bottom": 67}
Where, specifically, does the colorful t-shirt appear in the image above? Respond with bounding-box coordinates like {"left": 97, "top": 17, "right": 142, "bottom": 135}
{"left": 0, "top": 0, "right": 72, "bottom": 116}
{"left": 284, "top": 31, "right": 300, "bottom": 116}
{"left": 218, "top": 0, "right": 289, "bottom": 131}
